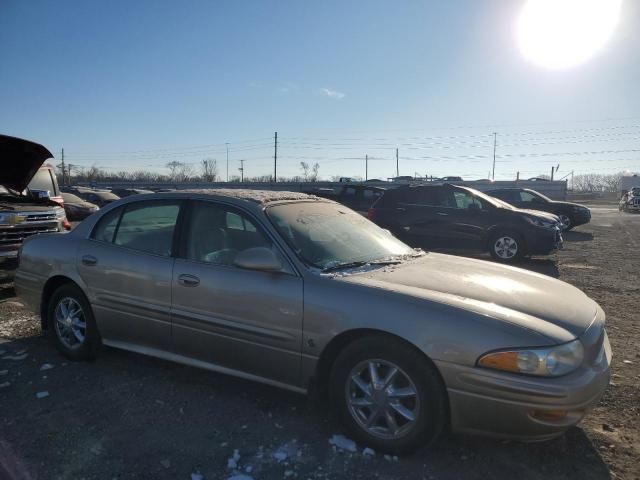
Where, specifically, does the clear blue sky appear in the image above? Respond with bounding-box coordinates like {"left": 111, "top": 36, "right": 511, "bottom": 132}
{"left": 1, "top": 0, "right": 639, "bottom": 180}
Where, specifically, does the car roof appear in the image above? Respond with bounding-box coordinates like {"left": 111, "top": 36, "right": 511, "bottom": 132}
{"left": 172, "top": 188, "right": 322, "bottom": 205}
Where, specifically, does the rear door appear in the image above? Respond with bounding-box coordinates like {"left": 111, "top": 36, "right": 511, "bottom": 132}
{"left": 77, "top": 200, "right": 182, "bottom": 350}
{"left": 393, "top": 187, "right": 451, "bottom": 248}
{"left": 171, "top": 200, "right": 303, "bottom": 386}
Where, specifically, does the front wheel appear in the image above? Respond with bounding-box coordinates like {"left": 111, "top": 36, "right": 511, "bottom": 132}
{"left": 558, "top": 214, "right": 573, "bottom": 230}
{"left": 329, "top": 336, "right": 448, "bottom": 453}
{"left": 489, "top": 231, "right": 524, "bottom": 262}
{"left": 47, "top": 283, "right": 101, "bottom": 361}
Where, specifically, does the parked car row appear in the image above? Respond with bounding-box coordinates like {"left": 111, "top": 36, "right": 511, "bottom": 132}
{"left": 314, "top": 183, "right": 592, "bottom": 263}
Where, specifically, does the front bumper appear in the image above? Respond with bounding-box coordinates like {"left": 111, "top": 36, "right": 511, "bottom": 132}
{"left": 572, "top": 210, "right": 591, "bottom": 226}
{"left": 436, "top": 330, "right": 611, "bottom": 440}
{"left": 526, "top": 227, "right": 563, "bottom": 256}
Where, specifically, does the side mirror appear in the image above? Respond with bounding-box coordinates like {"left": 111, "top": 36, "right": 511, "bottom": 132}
{"left": 233, "top": 247, "right": 283, "bottom": 272}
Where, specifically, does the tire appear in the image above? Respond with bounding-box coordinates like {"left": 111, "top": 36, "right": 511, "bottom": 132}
{"left": 329, "top": 335, "right": 448, "bottom": 453}
{"left": 489, "top": 230, "right": 524, "bottom": 262}
{"left": 558, "top": 214, "right": 573, "bottom": 231}
{"left": 46, "top": 283, "right": 101, "bottom": 361}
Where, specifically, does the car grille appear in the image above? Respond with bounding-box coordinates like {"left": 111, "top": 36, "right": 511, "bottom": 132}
{"left": 0, "top": 212, "right": 60, "bottom": 245}
{"left": 631, "top": 198, "right": 640, "bottom": 206}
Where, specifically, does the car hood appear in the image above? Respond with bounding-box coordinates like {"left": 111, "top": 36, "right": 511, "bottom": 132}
{"left": 335, "top": 253, "right": 598, "bottom": 341}
{"left": 0, "top": 135, "right": 53, "bottom": 191}
{"left": 509, "top": 207, "right": 560, "bottom": 223}
{"left": 549, "top": 200, "right": 587, "bottom": 209}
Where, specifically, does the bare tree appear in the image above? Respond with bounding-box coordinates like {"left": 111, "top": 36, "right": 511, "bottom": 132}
{"left": 200, "top": 158, "right": 218, "bottom": 182}
{"left": 300, "top": 161, "right": 320, "bottom": 182}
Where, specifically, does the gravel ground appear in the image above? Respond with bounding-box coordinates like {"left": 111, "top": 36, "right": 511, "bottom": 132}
{"left": 0, "top": 205, "right": 638, "bottom": 480}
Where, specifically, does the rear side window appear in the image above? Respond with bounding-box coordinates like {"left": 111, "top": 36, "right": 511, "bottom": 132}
{"left": 91, "top": 207, "right": 122, "bottom": 243}
{"left": 91, "top": 201, "right": 181, "bottom": 257}
{"left": 114, "top": 203, "right": 181, "bottom": 256}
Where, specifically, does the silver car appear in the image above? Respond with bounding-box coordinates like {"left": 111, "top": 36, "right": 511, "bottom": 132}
{"left": 15, "top": 189, "right": 611, "bottom": 452}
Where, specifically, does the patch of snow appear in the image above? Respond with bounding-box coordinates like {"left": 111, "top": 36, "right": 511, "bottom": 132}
{"left": 40, "top": 363, "right": 54, "bottom": 371}
{"left": 244, "top": 466, "right": 253, "bottom": 473}
{"left": 2, "top": 353, "right": 28, "bottom": 361}
{"left": 328, "top": 434, "right": 357, "bottom": 452}
{"left": 179, "top": 188, "right": 319, "bottom": 205}
{"left": 273, "top": 451, "right": 288, "bottom": 462}
{"left": 227, "top": 449, "right": 241, "bottom": 470}
{"left": 227, "top": 475, "right": 253, "bottom": 480}
{"left": 362, "top": 447, "right": 375, "bottom": 457}
{"left": 191, "top": 473, "right": 204, "bottom": 480}
{"left": 36, "top": 391, "right": 49, "bottom": 399}
{"left": 284, "top": 470, "right": 295, "bottom": 478}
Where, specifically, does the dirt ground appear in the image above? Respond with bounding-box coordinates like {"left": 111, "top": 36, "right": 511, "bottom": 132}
{"left": 0, "top": 204, "right": 638, "bottom": 480}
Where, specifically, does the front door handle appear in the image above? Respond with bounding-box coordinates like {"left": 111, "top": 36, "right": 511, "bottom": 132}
{"left": 396, "top": 207, "right": 406, "bottom": 212}
{"left": 436, "top": 212, "right": 449, "bottom": 216}
{"left": 81, "top": 255, "right": 97, "bottom": 266}
{"left": 178, "top": 274, "right": 200, "bottom": 287}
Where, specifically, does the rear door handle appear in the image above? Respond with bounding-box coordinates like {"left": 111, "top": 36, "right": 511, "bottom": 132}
{"left": 81, "top": 255, "right": 97, "bottom": 266}
{"left": 436, "top": 212, "right": 449, "bottom": 216}
{"left": 178, "top": 274, "right": 200, "bottom": 287}
{"left": 396, "top": 207, "right": 406, "bottom": 211}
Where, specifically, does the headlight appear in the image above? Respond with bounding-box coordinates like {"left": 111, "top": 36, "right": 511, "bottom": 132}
{"left": 522, "top": 215, "right": 555, "bottom": 229}
{"left": 0, "top": 213, "right": 9, "bottom": 225}
{"left": 55, "top": 208, "right": 66, "bottom": 219}
{"left": 477, "top": 339, "right": 584, "bottom": 377}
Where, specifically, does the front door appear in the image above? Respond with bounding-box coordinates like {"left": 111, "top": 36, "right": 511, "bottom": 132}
{"left": 171, "top": 200, "right": 303, "bottom": 387}
{"left": 77, "top": 200, "right": 183, "bottom": 350}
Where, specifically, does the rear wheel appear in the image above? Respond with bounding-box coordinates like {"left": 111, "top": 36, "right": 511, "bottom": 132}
{"left": 329, "top": 336, "right": 447, "bottom": 453}
{"left": 489, "top": 231, "right": 524, "bottom": 262}
{"left": 47, "top": 283, "right": 101, "bottom": 361}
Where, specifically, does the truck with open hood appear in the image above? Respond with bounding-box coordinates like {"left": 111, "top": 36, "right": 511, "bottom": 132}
{"left": 0, "top": 135, "right": 68, "bottom": 264}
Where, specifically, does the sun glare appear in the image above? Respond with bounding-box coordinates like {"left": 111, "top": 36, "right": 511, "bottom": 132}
{"left": 517, "top": 0, "right": 622, "bottom": 70}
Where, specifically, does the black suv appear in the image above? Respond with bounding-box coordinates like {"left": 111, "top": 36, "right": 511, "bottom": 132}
{"left": 368, "top": 184, "right": 562, "bottom": 262}
{"left": 485, "top": 188, "right": 591, "bottom": 230}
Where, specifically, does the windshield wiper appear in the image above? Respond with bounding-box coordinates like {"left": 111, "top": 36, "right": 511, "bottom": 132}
{"left": 321, "top": 259, "right": 402, "bottom": 273}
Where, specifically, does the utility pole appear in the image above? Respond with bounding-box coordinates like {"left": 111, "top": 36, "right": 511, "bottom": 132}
{"left": 395, "top": 148, "right": 399, "bottom": 177}
{"left": 491, "top": 132, "right": 497, "bottom": 181}
{"left": 225, "top": 143, "right": 230, "bottom": 182}
{"left": 239, "top": 159, "right": 244, "bottom": 182}
{"left": 365, "top": 154, "right": 368, "bottom": 181}
{"left": 273, "top": 131, "right": 278, "bottom": 183}
{"left": 551, "top": 166, "right": 555, "bottom": 181}
{"left": 61, "top": 148, "right": 66, "bottom": 186}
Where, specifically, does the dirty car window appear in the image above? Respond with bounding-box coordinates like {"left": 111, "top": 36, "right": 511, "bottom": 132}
{"left": 267, "top": 202, "right": 414, "bottom": 270}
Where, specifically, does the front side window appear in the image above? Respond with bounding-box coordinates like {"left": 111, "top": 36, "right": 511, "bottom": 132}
{"left": 183, "top": 202, "right": 271, "bottom": 266}
{"left": 519, "top": 191, "right": 537, "bottom": 203}
{"left": 451, "top": 190, "right": 485, "bottom": 210}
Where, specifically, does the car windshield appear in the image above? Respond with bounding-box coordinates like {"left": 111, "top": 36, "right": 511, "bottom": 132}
{"left": 28, "top": 169, "right": 57, "bottom": 194}
{"left": 267, "top": 201, "right": 418, "bottom": 271}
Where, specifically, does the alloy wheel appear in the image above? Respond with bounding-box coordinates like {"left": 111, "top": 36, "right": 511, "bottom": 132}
{"left": 494, "top": 236, "right": 518, "bottom": 259}
{"left": 54, "top": 297, "right": 86, "bottom": 349}
{"left": 346, "top": 359, "right": 420, "bottom": 440}
{"left": 559, "top": 214, "right": 571, "bottom": 229}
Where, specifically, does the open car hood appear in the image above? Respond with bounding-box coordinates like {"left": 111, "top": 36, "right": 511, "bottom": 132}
{"left": 0, "top": 135, "right": 54, "bottom": 191}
